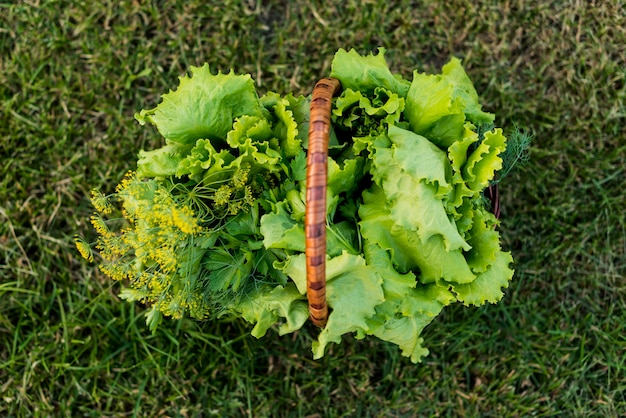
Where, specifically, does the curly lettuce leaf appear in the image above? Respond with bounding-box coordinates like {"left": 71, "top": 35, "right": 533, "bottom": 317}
{"left": 385, "top": 124, "right": 452, "bottom": 193}
{"left": 465, "top": 205, "right": 501, "bottom": 273}
{"left": 333, "top": 87, "right": 405, "bottom": 137}
{"left": 284, "top": 94, "right": 311, "bottom": 144}
{"left": 137, "top": 143, "right": 192, "bottom": 178}
{"left": 330, "top": 48, "right": 411, "bottom": 98}
{"left": 279, "top": 252, "right": 385, "bottom": 360}
{"left": 372, "top": 283, "right": 455, "bottom": 363}
{"left": 404, "top": 70, "right": 463, "bottom": 148}
{"left": 136, "top": 64, "right": 264, "bottom": 144}
{"left": 327, "top": 156, "right": 365, "bottom": 199}
{"left": 371, "top": 126, "right": 469, "bottom": 252}
{"left": 226, "top": 115, "right": 282, "bottom": 171}
{"left": 175, "top": 138, "right": 234, "bottom": 181}
{"left": 236, "top": 284, "right": 309, "bottom": 338}
{"left": 272, "top": 93, "right": 302, "bottom": 157}
{"left": 451, "top": 250, "right": 514, "bottom": 306}
{"left": 441, "top": 57, "right": 495, "bottom": 126}
{"left": 404, "top": 57, "right": 495, "bottom": 148}
{"left": 358, "top": 187, "right": 475, "bottom": 284}
{"left": 362, "top": 240, "right": 416, "bottom": 301}
{"left": 260, "top": 198, "right": 358, "bottom": 258}
{"left": 361, "top": 241, "right": 456, "bottom": 363}
{"left": 446, "top": 123, "right": 479, "bottom": 211}
{"left": 464, "top": 128, "right": 507, "bottom": 192}
{"left": 313, "top": 252, "right": 385, "bottom": 359}
{"left": 260, "top": 201, "right": 305, "bottom": 253}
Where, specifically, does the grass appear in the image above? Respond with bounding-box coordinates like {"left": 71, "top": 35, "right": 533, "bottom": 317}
{"left": 1, "top": 0, "right": 624, "bottom": 416}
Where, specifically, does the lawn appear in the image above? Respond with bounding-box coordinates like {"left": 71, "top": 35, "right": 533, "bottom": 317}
{"left": 1, "top": 0, "right": 625, "bottom": 416}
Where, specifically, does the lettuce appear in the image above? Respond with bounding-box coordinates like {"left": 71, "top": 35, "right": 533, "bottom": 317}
{"left": 86, "top": 49, "right": 516, "bottom": 364}
{"left": 404, "top": 57, "right": 495, "bottom": 148}
{"left": 135, "top": 64, "right": 264, "bottom": 144}
{"left": 330, "top": 48, "right": 411, "bottom": 98}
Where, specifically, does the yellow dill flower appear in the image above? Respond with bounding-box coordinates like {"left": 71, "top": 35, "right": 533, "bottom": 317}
{"left": 228, "top": 200, "right": 244, "bottom": 215}
{"left": 74, "top": 235, "right": 94, "bottom": 263}
{"left": 232, "top": 163, "right": 250, "bottom": 190}
{"left": 244, "top": 185, "right": 255, "bottom": 207}
{"left": 90, "top": 189, "right": 114, "bottom": 214}
{"left": 172, "top": 206, "right": 201, "bottom": 235}
{"left": 213, "top": 184, "right": 233, "bottom": 206}
{"left": 151, "top": 247, "right": 177, "bottom": 273}
{"left": 99, "top": 262, "right": 129, "bottom": 281}
{"left": 115, "top": 171, "right": 136, "bottom": 193}
{"left": 186, "top": 296, "right": 209, "bottom": 320}
{"left": 96, "top": 233, "right": 127, "bottom": 260}
{"left": 90, "top": 214, "right": 113, "bottom": 238}
{"left": 149, "top": 275, "right": 167, "bottom": 293}
{"left": 154, "top": 187, "right": 175, "bottom": 208}
{"left": 135, "top": 272, "right": 152, "bottom": 288}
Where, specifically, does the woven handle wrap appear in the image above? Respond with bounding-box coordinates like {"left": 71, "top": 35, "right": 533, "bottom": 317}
{"left": 305, "top": 77, "right": 341, "bottom": 328}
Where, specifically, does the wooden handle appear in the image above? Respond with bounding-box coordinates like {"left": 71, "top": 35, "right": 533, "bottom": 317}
{"left": 305, "top": 77, "right": 341, "bottom": 328}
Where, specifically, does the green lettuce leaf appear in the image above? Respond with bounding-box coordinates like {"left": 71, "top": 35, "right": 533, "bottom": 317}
{"left": 451, "top": 250, "right": 514, "bottom": 306}
{"left": 362, "top": 240, "right": 416, "bottom": 301}
{"left": 361, "top": 240, "right": 456, "bottom": 363}
{"left": 136, "top": 64, "right": 264, "bottom": 144}
{"left": 371, "top": 126, "right": 469, "bottom": 252}
{"left": 278, "top": 252, "right": 385, "bottom": 359}
{"left": 327, "top": 156, "right": 365, "bottom": 199}
{"left": 464, "top": 128, "right": 507, "bottom": 192}
{"left": 330, "top": 48, "right": 411, "bottom": 98}
{"left": 175, "top": 138, "right": 234, "bottom": 181}
{"left": 404, "top": 57, "right": 495, "bottom": 148}
{"left": 404, "top": 69, "right": 464, "bottom": 147}
{"left": 446, "top": 123, "right": 479, "bottom": 212}
{"left": 386, "top": 124, "right": 452, "bottom": 192}
{"left": 137, "top": 144, "right": 191, "bottom": 178}
{"left": 373, "top": 283, "right": 455, "bottom": 363}
{"left": 236, "top": 284, "right": 309, "bottom": 337}
{"left": 271, "top": 93, "right": 302, "bottom": 157}
{"left": 465, "top": 205, "right": 501, "bottom": 273}
{"left": 358, "top": 187, "right": 475, "bottom": 284}
{"left": 314, "top": 252, "right": 385, "bottom": 359}
{"left": 260, "top": 201, "right": 305, "bottom": 253}
{"left": 285, "top": 94, "right": 311, "bottom": 144}
{"left": 332, "top": 87, "right": 405, "bottom": 137}
{"left": 441, "top": 57, "right": 495, "bottom": 126}
{"left": 225, "top": 115, "right": 282, "bottom": 171}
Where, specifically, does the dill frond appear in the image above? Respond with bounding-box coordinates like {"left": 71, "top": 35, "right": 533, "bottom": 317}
{"left": 498, "top": 124, "right": 532, "bottom": 182}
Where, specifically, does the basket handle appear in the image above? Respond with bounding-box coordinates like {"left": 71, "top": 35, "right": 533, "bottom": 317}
{"left": 305, "top": 77, "right": 341, "bottom": 328}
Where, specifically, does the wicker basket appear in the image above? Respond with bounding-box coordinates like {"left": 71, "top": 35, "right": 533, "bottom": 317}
{"left": 304, "top": 78, "right": 500, "bottom": 328}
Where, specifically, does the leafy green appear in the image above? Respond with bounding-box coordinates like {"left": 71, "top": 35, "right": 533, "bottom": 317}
{"left": 260, "top": 201, "right": 305, "bottom": 253}
{"left": 451, "top": 250, "right": 515, "bottom": 306}
{"left": 135, "top": 64, "right": 264, "bottom": 144}
{"left": 278, "top": 252, "right": 386, "bottom": 359}
{"left": 404, "top": 57, "right": 495, "bottom": 148}
{"left": 330, "top": 48, "right": 410, "bottom": 98}
{"left": 235, "top": 283, "right": 309, "bottom": 338}
{"left": 84, "top": 48, "right": 518, "bottom": 364}
{"left": 464, "top": 128, "right": 507, "bottom": 192}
